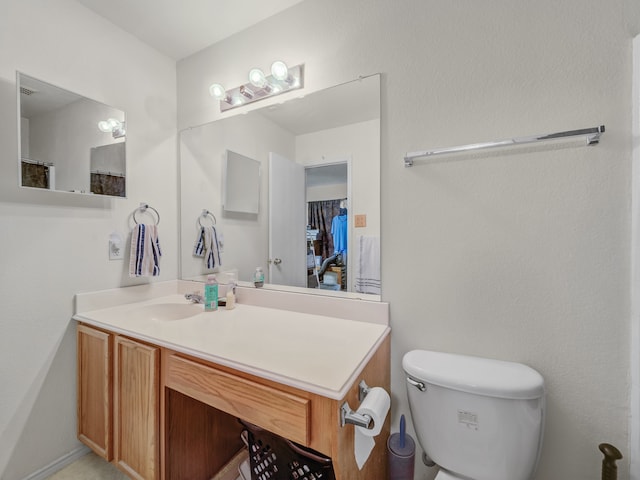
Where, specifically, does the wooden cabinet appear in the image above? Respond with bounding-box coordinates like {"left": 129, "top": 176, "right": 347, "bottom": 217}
{"left": 78, "top": 322, "right": 389, "bottom": 480}
{"left": 77, "top": 325, "right": 159, "bottom": 480}
{"left": 114, "top": 336, "right": 160, "bottom": 480}
{"left": 77, "top": 324, "right": 113, "bottom": 460}
{"left": 162, "top": 336, "right": 390, "bottom": 480}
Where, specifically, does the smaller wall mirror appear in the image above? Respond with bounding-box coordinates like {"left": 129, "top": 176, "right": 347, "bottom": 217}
{"left": 17, "top": 72, "right": 127, "bottom": 197}
{"left": 223, "top": 150, "right": 261, "bottom": 214}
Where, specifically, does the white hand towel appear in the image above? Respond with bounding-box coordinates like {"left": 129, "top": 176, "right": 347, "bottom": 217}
{"left": 193, "top": 226, "right": 222, "bottom": 269}
{"left": 355, "top": 235, "right": 381, "bottom": 295}
{"left": 129, "top": 224, "right": 162, "bottom": 277}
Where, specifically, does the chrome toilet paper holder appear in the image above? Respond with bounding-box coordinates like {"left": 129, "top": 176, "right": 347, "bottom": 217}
{"left": 340, "top": 381, "right": 374, "bottom": 429}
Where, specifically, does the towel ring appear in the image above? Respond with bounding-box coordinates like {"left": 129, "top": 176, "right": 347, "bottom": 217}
{"left": 198, "top": 209, "right": 216, "bottom": 227}
{"left": 133, "top": 203, "right": 160, "bottom": 225}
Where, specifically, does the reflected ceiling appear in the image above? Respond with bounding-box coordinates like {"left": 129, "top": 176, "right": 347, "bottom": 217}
{"left": 255, "top": 78, "right": 380, "bottom": 135}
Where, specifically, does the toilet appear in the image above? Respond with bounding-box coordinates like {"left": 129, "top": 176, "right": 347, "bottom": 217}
{"left": 402, "top": 350, "right": 545, "bottom": 480}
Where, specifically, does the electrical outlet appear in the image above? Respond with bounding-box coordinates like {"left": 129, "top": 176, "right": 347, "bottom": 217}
{"left": 354, "top": 214, "right": 367, "bottom": 228}
{"left": 109, "top": 239, "right": 124, "bottom": 260}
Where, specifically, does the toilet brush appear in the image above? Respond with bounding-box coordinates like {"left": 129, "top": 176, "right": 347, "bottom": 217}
{"left": 387, "top": 414, "right": 415, "bottom": 480}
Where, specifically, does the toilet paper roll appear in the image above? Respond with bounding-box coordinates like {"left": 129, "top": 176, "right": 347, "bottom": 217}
{"left": 354, "top": 387, "right": 391, "bottom": 470}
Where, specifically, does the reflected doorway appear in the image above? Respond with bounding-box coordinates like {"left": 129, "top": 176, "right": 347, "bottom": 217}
{"left": 305, "top": 160, "right": 351, "bottom": 291}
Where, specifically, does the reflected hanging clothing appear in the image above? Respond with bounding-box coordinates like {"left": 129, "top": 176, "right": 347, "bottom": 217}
{"left": 331, "top": 214, "right": 348, "bottom": 254}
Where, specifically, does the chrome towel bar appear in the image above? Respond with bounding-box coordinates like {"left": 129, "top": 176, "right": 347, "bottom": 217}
{"left": 404, "top": 125, "right": 605, "bottom": 167}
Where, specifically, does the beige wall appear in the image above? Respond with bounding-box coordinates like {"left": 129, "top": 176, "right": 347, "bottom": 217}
{"left": 0, "top": 1, "right": 177, "bottom": 478}
{"left": 179, "top": 1, "right": 632, "bottom": 478}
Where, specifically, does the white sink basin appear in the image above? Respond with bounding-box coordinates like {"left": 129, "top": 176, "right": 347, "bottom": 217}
{"left": 125, "top": 302, "right": 203, "bottom": 321}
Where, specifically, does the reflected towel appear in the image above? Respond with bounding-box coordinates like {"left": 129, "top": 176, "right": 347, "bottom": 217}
{"left": 193, "top": 226, "right": 222, "bottom": 269}
{"left": 355, "top": 235, "right": 381, "bottom": 295}
{"left": 129, "top": 224, "right": 162, "bottom": 277}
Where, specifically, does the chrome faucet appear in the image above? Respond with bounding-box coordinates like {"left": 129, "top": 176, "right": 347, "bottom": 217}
{"left": 185, "top": 292, "right": 204, "bottom": 304}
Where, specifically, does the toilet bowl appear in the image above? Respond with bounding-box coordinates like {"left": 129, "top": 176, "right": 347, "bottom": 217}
{"left": 403, "top": 350, "right": 545, "bottom": 480}
{"left": 435, "top": 469, "right": 467, "bottom": 480}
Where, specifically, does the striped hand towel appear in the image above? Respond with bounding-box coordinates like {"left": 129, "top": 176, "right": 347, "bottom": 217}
{"left": 355, "top": 235, "right": 381, "bottom": 295}
{"left": 193, "top": 226, "right": 222, "bottom": 269}
{"left": 129, "top": 224, "right": 162, "bottom": 277}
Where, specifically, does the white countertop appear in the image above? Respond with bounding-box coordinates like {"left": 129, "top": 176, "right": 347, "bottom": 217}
{"left": 74, "top": 293, "right": 390, "bottom": 400}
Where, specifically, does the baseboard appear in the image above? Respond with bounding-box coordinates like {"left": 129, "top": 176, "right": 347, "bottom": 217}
{"left": 22, "top": 446, "right": 90, "bottom": 480}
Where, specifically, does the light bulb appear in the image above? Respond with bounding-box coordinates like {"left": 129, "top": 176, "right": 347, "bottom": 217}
{"left": 107, "top": 118, "right": 121, "bottom": 129}
{"left": 98, "top": 120, "right": 111, "bottom": 133}
{"left": 271, "top": 61, "right": 289, "bottom": 81}
{"left": 209, "top": 83, "right": 226, "bottom": 99}
{"left": 248, "top": 68, "right": 267, "bottom": 88}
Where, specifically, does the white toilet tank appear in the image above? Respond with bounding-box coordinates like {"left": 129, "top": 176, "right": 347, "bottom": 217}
{"left": 403, "top": 350, "right": 545, "bottom": 480}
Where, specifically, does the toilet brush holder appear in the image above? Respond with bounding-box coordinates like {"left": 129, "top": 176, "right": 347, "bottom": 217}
{"left": 388, "top": 415, "right": 415, "bottom": 480}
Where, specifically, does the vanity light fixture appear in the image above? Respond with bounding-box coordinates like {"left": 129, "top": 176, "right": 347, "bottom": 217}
{"left": 97, "top": 118, "right": 125, "bottom": 139}
{"left": 209, "top": 61, "right": 304, "bottom": 112}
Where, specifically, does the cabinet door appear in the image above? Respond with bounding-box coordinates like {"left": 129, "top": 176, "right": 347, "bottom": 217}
{"left": 77, "top": 324, "right": 113, "bottom": 460}
{"left": 114, "top": 336, "right": 160, "bottom": 480}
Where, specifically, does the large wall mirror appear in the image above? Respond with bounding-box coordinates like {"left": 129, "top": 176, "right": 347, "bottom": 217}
{"left": 180, "top": 74, "right": 380, "bottom": 298}
{"left": 17, "top": 72, "right": 126, "bottom": 197}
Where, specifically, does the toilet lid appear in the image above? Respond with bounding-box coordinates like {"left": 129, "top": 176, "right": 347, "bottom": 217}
{"left": 435, "top": 469, "right": 465, "bottom": 480}
{"left": 403, "top": 349, "right": 545, "bottom": 400}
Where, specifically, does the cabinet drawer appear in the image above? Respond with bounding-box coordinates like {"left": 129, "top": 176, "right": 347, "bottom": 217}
{"left": 166, "top": 354, "right": 310, "bottom": 445}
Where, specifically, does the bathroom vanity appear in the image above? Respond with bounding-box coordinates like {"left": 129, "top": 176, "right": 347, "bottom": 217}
{"left": 74, "top": 282, "right": 390, "bottom": 480}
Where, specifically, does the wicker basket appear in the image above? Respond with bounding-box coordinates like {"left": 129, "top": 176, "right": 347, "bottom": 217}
{"left": 240, "top": 420, "right": 335, "bottom": 480}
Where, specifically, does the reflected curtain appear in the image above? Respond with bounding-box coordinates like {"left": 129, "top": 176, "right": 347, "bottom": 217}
{"left": 91, "top": 173, "right": 126, "bottom": 197}
{"left": 308, "top": 199, "right": 343, "bottom": 260}
{"left": 21, "top": 162, "right": 49, "bottom": 189}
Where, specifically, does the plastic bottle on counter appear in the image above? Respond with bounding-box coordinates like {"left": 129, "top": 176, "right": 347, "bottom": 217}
{"left": 225, "top": 287, "right": 236, "bottom": 310}
{"left": 253, "top": 267, "right": 264, "bottom": 288}
{"left": 204, "top": 274, "right": 218, "bottom": 312}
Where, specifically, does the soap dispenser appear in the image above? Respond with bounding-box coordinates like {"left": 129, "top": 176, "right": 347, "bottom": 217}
{"left": 253, "top": 267, "right": 264, "bottom": 288}
{"left": 225, "top": 285, "right": 236, "bottom": 310}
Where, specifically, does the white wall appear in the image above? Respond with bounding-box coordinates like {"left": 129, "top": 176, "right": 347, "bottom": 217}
{"left": 631, "top": 34, "right": 640, "bottom": 480}
{"left": 179, "top": 1, "right": 632, "bottom": 478}
{"left": 0, "top": 1, "right": 177, "bottom": 478}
